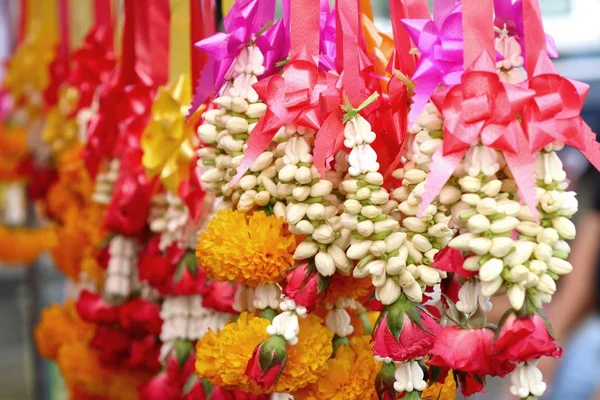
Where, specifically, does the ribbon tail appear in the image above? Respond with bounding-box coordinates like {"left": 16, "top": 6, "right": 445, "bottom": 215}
{"left": 314, "top": 109, "right": 343, "bottom": 177}
{"left": 418, "top": 148, "right": 463, "bottom": 217}
{"left": 580, "top": 125, "right": 600, "bottom": 172}
{"left": 231, "top": 118, "right": 275, "bottom": 185}
{"left": 504, "top": 150, "right": 539, "bottom": 220}
{"left": 187, "top": 58, "right": 215, "bottom": 119}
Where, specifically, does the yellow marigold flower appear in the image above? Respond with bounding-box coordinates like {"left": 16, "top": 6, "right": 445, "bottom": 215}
{"left": 35, "top": 301, "right": 95, "bottom": 360}
{"left": 196, "top": 210, "right": 296, "bottom": 287}
{"left": 196, "top": 313, "right": 333, "bottom": 394}
{"left": 422, "top": 369, "right": 457, "bottom": 400}
{"left": 294, "top": 336, "right": 381, "bottom": 400}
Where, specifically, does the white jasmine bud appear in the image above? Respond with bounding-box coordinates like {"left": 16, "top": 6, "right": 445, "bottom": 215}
{"left": 558, "top": 192, "right": 578, "bottom": 216}
{"left": 374, "top": 219, "right": 399, "bottom": 233}
{"left": 365, "top": 172, "right": 384, "bottom": 185}
{"left": 313, "top": 224, "right": 335, "bottom": 244}
{"left": 479, "top": 258, "right": 504, "bottom": 282}
{"left": 481, "top": 180, "right": 502, "bottom": 197}
{"left": 295, "top": 166, "right": 312, "bottom": 185}
{"left": 428, "top": 223, "right": 452, "bottom": 238}
{"left": 286, "top": 203, "right": 308, "bottom": 225}
{"left": 534, "top": 243, "right": 553, "bottom": 262}
{"left": 295, "top": 220, "right": 315, "bottom": 235}
{"left": 516, "top": 221, "right": 543, "bottom": 237}
{"left": 463, "top": 256, "right": 481, "bottom": 271}
{"left": 468, "top": 214, "right": 491, "bottom": 233}
{"left": 458, "top": 176, "right": 482, "bottom": 193}
{"left": 246, "top": 103, "right": 267, "bottom": 118}
{"left": 386, "top": 256, "right": 406, "bottom": 275}
{"left": 357, "top": 220, "right": 375, "bottom": 237}
{"left": 490, "top": 217, "right": 520, "bottom": 234}
{"left": 198, "top": 124, "right": 218, "bottom": 144}
{"left": 391, "top": 186, "right": 411, "bottom": 202}
{"left": 505, "top": 241, "right": 535, "bottom": 267}
{"left": 361, "top": 205, "right": 382, "bottom": 219}
{"left": 552, "top": 217, "right": 576, "bottom": 240}
{"left": 402, "top": 217, "right": 428, "bottom": 233}
{"left": 226, "top": 116, "right": 249, "bottom": 134}
{"left": 386, "top": 232, "right": 407, "bottom": 252}
{"left": 418, "top": 265, "right": 440, "bottom": 286}
{"left": 510, "top": 264, "right": 529, "bottom": 282}
{"left": 476, "top": 198, "right": 498, "bottom": 215}
{"left": 508, "top": 284, "right": 526, "bottom": 310}
{"left": 537, "top": 228, "right": 560, "bottom": 245}
{"left": 250, "top": 152, "right": 274, "bottom": 172}
{"left": 306, "top": 203, "right": 326, "bottom": 220}
{"left": 347, "top": 240, "right": 373, "bottom": 260}
{"left": 377, "top": 279, "right": 402, "bottom": 305}
{"left": 294, "top": 241, "right": 319, "bottom": 260}
{"left": 469, "top": 237, "right": 492, "bottom": 255}
{"left": 341, "top": 179, "right": 359, "bottom": 194}
{"left": 449, "top": 233, "right": 477, "bottom": 251}
{"left": 497, "top": 199, "right": 521, "bottom": 216}
{"left": 399, "top": 201, "right": 419, "bottom": 216}
{"left": 412, "top": 234, "right": 432, "bottom": 253}
{"left": 355, "top": 187, "right": 371, "bottom": 200}
{"left": 367, "top": 259, "right": 386, "bottom": 276}
{"left": 239, "top": 175, "right": 258, "bottom": 191}
{"left": 278, "top": 164, "right": 298, "bottom": 182}
{"left": 403, "top": 169, "right": 427, "bottom": 184}
{"left": 370, "top": 241, "right": 387, "bottom": 257}
{"left": 439, "top": 185, "right": 462, "bottom": 205}
{"left": 292, "top": 186, "right": 310, "bottom": 202}
{"left": 340, "top": 213, "right": 359, "bottom": 230}
{"left": 200, "top": 168, "right": 225, "bottom": 183}
{"left": 328, "top": 245, "right": 351, "bottom": 274}
{"left": 537, "top": 274, "right": 557, "bottom": 295}
{"left": 344, "top": 199, "right": 363, "bottom": 215}
{"left": 481, "top": 276, "right": 503, "bottom": 297}
{"left": 548, "top": 257, "right": 573, "bottom": 275}
{"left": 315, "top": 251, "right": 336, "bottom": 276}
{"left": 403, "top": 282, "right": 423, "bottom": 303}
{"left": 254, "top": 191, "right": 270, "bottom": 206}
{"left": 553, "top": 240, "right": 570, "bottom": 255}
{"left": 490, "top": 237, "right": 514, "bottom": 258}
{"left": 369, "top": 190, "right": 389, "bottom": 205}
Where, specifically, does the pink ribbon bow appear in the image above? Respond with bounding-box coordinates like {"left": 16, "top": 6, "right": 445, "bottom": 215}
{"left": 420, "top": 0, "right": 539, "bottom": 217}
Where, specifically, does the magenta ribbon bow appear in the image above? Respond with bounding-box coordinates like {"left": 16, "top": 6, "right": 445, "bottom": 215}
{"left": 190, "top": 0, "right": 288, "bottom": 117}
{"left": 402, "top": 0, "right": 464, "bottom": 123}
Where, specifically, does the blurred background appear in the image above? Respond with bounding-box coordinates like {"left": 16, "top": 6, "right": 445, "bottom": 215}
{"left": 1, "top": 0, "right": 600, "bottom": 399}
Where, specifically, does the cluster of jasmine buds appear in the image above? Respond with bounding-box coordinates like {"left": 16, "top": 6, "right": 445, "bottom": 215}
{"left": 233, "top": 284, "right": 257, "bottom": 313}
{"left": 92, "top": 159, "right": 120, "bottom": 205}
{"left": 149, "top": 191, "right": 193, "bottom": 251}
{"left": 2, "top": 183, "right": 27, "bottom": 225}
{"left": 277, "top": 125, "right": 351, "bottom": 278}
{"left": 324, "top": 297, "right": 355, "bottom": 339}
{"left": 393, "top": 361, "right": 427, "bottom": 394}
{"left": 104, "top": 235, "right": 140, "bottom": 302}
{"left": 159, "top": 295, "right": 230, "bottom": 362}
{"left": 508, "top": 360, "right": 547, "bottom": 399}
{"left": 266, "top": 296, "right": 307, "bottom": 346}
{"left": 198, "top": 44, "right": 272, "bottom": 210}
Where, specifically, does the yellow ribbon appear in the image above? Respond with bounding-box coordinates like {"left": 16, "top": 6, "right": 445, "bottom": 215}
{"left": 141, "top": 74, "right": 195, "bottom": 192}
{"left": 169, "top": 0, "right": 191, "bottom": 89}
{"left": 69, "top": 0, "right": 94, "bottom": 50}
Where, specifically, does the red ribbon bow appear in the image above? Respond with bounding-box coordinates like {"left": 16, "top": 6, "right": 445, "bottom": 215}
{"left": 520, "top": 0, "right": 600, "bottom": 170}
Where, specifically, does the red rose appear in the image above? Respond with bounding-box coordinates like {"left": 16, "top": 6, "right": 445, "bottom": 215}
{"left": 458, "top": 373, "right": 486, "bottom": 397}
{"left": 493, "top": 314, "right": 562, "bottom": 363}
{"left": 245, "top": 336, "right": 288, "bottom": 389}
{"left": 201, "top": 280, "right": 236, "bottom": 313}
{"left": 182, "top": 379, "right": 207, "bottom": 400}
{"left": 138, "top": 238, "right": 180, "bottom": 294}
{"left": 172, "top": 266, "right": 207, "bottom": 296}
{"left": 433, "top": 247, "right": 475, "bottom": 279}
{"left": 127, "top": 335, "right": 161, "bottom": 371}
{"left": 165, "top": 350, "right": 196, "bottom": 387}
{"left": 76, "top": 290, "right": 119, "bottom": 324}
{"left": 429, "top": 326, "right": 514, "bottom": 377}
{"left": 373, "top": 303, "right": 440, "bottom": 362}
{"left": 90, "top": 326, "right": 132, "bottom": 365}
{"left": 138, "top": 372, "right": 182, "bottom": 400}
{"left": 118, "top": 298, "right": 163, "bottom": 336}
{"left": 282, "top": 263, "right": 325, "bottom": 312}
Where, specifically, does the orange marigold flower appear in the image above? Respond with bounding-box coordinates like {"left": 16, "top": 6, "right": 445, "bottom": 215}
{"left": 294, "top": 336, "right": 381, "bottom": 400}
{"left": 35, "top": 301, "right": 95, "bottom": 360}
{"left": 58, "top": 341, "right": 151, "bottom": 400}
{"left": 0, "top": 225, "right": 58, "bottom": 265}
{"left": 196, "top": 210, "right": 296, "bottom": 287}
{"left": 324, "top": 274, "right": 373, "bottom": 304}
{"left": 196, "top": 313, "right": 332, "bottom": 394}
{"left": 422, "top": 369, "right": 457, "bottom": 400}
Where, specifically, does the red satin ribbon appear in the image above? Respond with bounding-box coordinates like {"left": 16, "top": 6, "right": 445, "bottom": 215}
{"left": 58, "top": 0, "right": 69, "bottom": 63}
{"left": 232, "top": 0, "right": 323, "bottom": 183}
{"left": 94, "top": 0, "right": 112, "bottom": 28}
{"left": 134, "top": 0, "right": 169, "bottom": 87}
{"left": 389, "top": 0, "right": 417, "bottom": 77}
{"left": 190, "top": 0, "right": 216, "bottom": 96}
